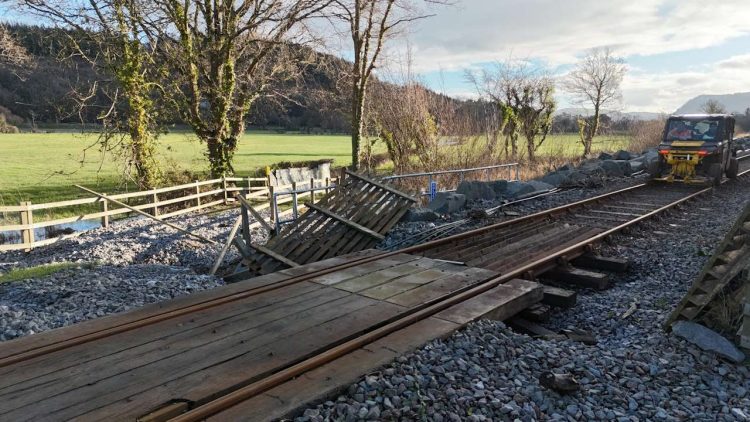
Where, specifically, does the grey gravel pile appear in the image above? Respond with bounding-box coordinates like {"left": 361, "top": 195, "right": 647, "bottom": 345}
{"left": 0, "top": 207, "right": 270, "bottom": 273}
{"left": 296, "top": 178, "right": 750, "bottom": 421}
{"left": 0, "top": 264, "right": 223, "bottom": 341}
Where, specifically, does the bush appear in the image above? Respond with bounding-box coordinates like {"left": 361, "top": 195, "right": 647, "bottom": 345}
{"left": 629, "top": 118, "right": 666, "bottom": 153}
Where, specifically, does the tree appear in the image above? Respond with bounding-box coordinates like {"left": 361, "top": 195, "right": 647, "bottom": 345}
{"left": 24, "top": 0, "right": 163, "bottom": 189}
{"left": 563, "top": 48, "right": 626, "bottom": 157}
{"left": 0, "top": 24, "right": 31, "bottom": 67}
{"left": 151, "top": 0, "right": 331, "bottom": 177}
{"left": 330, "top": 0, "right": 445, "bottom": 171}
{"left": 467, "top": 60, "right": 556, "bottom": 162}
{"left": 701, "top": 99, "right": 727, "bottom": 114}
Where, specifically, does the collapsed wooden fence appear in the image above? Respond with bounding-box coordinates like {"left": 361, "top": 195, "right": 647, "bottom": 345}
{"left": 0, "top": 175, "right": 334, "bottom": 252}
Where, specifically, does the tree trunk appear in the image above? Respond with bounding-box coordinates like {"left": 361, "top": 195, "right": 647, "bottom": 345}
{"left": 206, "top": 135, "right": 237, "bottom": 177}
{"left": 127, "top": 91, "right": 159, "bottom": 190}
{"left": 350, "top": 79, "right": 366, "bottom": 171}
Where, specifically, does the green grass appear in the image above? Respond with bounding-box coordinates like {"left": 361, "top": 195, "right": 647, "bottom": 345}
{"left": 0, "top": 130, "right": 631, "bottom": 213}
{"left": 0, "top": 262, "right": 93, "bottom": 283}
{"left": 0, "top": 130, "right": 352, "bottom": 207}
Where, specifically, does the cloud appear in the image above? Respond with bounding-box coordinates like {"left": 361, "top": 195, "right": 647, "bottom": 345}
{"left": 622, "top": 57, "right": 750, "bottom": 112}
{"left": 395, "top": 0, "right": 750, "bottom": 112}
{"left": 406, "top": 0, "right": 750, "bottom": 71}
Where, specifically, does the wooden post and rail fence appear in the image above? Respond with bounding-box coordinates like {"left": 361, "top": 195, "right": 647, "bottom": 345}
{"left": 0, "top": 175, "right": 336, "bottom": 252}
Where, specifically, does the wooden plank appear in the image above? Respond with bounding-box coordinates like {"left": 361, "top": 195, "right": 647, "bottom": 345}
{"left": 251, "top": 243, "right": 300, "bottom": 268}
{"left": 205, "top": 317, "right": 459, "bottom": 422}
{"left": 358, "top": 267, "right": 460, "bottom": 300}
{"left": 387, "top": 267, "right": 497, "bottom": 308}
{"left": 344, "top": 170, "right": 418, "bottom": 203}
{"left": 69, "top": 300, "right": 407, "bottom": 421}
{"left": 237, "top": 196, "right": 273, "bottom": 232}
{"left": 331, "top": 258, "right": 443, "bottom": 293}
{"left": 543, "top": 266, "right": 610, "bottom": 290}
{"left": 572, "top": 254, "right": 630, "bottom": 272}
{"left": 433, "top": 279, "right": 544, "bottom": 325}
{"left": 0, "top": 282, "right": 328, "bottom": 388}
{"left": 2, "top": 292, "right": 401, "bottom": 421}
{"left": 542, "top": 286, "right": 577, "bottom": 308}
{"left": 0, "top": 251, "right": 374, "bottom": 363}
{"left": 305, "top": 202, "right": 384, "bottom": 240}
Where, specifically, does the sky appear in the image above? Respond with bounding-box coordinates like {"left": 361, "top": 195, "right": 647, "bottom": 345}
{"left": 395, "top": 0, "right": 750, "bottom": 113}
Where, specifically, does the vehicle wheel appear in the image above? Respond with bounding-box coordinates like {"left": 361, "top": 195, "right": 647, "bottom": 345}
{"left": 708, "top": 163, "right": 723, "bottom": 186}
{"left": 726, "top": 157, "right": 739, "bottom": 179}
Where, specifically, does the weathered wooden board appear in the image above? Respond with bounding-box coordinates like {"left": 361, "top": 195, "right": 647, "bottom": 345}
{"left": 0, "top": 252, "right": 497, "bottom": 422}
{"left": 232, "top": 171, "right": 416, "bottom": 279}
{"left": 667, "top": 202, "right": 750, "bottom": 327}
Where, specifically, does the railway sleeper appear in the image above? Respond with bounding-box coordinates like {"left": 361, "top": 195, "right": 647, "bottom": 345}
{"left": 542, "top": 266, "right": 610, "bottom": 290}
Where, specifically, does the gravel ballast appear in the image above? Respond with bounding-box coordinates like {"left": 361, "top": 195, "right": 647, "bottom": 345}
{"left": 295, "top": 178, "right": 750, "bottom": 421}
{"left": 0, "top": 264, "right": 224, "bottom": 342}
{"left": 0, "top": 206, "right": 270, "bottom": 273}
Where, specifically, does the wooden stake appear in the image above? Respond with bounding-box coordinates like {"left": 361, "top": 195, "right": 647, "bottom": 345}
{"left": 209, "top": 216, "right": 242, "bottom": 275}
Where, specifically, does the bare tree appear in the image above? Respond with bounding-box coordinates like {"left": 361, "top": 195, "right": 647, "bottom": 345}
{"left": 329, "top": 0, "right": 446, "bottom": 171}
{"left": 149, "top": 0, "right": 332, "bottom": 177}
{"left": 0, "top": 24, "right": 31, "bottom": 67}
{"left": 467, "top": 60, "right": 556, "bottom": 162}
{"left": 563, "top": 48, "right": 626, "bottom": 157}
{"left": 24, "top": 0, "right": 163, "bottom": 189}
{"left": 701, "top": 99, "right": 727, "bottom": 114}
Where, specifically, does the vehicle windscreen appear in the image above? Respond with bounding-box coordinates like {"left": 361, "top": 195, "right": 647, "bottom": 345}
{"left": 666, "top": 119, "right": 721, "bottom": 141}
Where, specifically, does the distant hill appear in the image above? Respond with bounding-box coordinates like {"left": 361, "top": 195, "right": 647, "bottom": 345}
{"left": 555, "top": 107, "right": 662, "bottom": 121}
{"left": 674, "top": 92, "right": 750, "bottom": 114}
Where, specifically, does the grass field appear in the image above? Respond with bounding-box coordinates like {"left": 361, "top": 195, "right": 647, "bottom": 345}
{"left": 0, "top": 131, "right": 630, "bottom": 207}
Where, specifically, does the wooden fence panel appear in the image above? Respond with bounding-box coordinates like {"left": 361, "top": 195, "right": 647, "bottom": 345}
{"left": 0, "top": 176, "right": 331, "bottom": 252}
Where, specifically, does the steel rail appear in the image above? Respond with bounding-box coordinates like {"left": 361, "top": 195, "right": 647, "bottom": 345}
{"left": 170, "top": 185, "right": 713, "bottom": 422}
{"left": 0, "top": 183, "right": 650, "bottom": 367}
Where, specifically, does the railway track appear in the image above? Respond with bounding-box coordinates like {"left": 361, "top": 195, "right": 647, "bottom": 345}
{"left": 2, "top": 156, "right": 750, "bottom": 421}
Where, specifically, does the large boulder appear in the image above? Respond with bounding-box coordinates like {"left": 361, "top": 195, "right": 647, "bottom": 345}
{"left": 613, "top": 150, "right": 632, "bottom": 160}
{"left": 505, "top": 182, "right": 537, "bottom": 198}
{"left": 672, "top": 321, "right": 745, "bottom": 363}
{"left": 598, "top": 152, "right": 613, "bottom": 160}
{"left": 527, "top": 180, "right": 555, "bottom": 192}
{"left": 402, "top": 208, "right": 440, "bottom": 222}
{"left": 579, "top": 162, "right": 606, "bottom": 177}
{"left": 456, "top": 181, "right": 497, "bottom": 201}
{"left": 629, "top": 159, "right": 645, "bottom": 173}
{"left": 600, "top": 160, "right": 632, "bottom": 177}
{"left": 489, "top": 180, "right": 509, "bottom": 196}
{"left": 541, "top": 171, "right": 571, "bottom": 187}
{"left": 428, "top": 192, "right": 466, "bottom": 214}
{"left": 567, "top": 171, "right": 589, "bottom": 185}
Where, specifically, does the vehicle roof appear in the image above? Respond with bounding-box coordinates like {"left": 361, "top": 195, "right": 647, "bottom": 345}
{"left": 669, "top": 113, "right": 734, "bottom": 120}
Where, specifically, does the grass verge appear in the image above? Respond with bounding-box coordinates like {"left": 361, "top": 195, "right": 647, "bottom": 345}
{"left": 0, "top": 262, "right": 96, "bottom": 283}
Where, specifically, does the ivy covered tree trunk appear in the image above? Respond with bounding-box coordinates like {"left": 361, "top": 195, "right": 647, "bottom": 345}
{"left": 206, "top": 135, "right": 238, "bottom": 177}
{"left": 350, "top": 78, "right": 366, "bottom": 171}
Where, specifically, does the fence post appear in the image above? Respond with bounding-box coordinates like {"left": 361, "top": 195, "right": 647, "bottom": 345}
{"left": 195, "top": 181, "right": 201, "bottom": 207}
{"left": 265, "top": 174, "right": 272, "bottom": 199}
{"left": 101, "top": 194, "right": 109, "bottom": 228}
{"left": 246, "top": 177, "right": 252, "bottom": 199}
{"left": 310, "top": 178, "right": 315, "bottom": 203}
{"left": 325, "top": 177, "right": 330, "bottom": 195}
{"left": 20, "top": 201, "right": 34, "bottom": 252}
{"left": 269, "top": 185, "right": 275, "bottom": 223}
{"left": 291, "top": 181, "right": 298, "bottom": 221}
{"left": 222, "top": 176, "right": 228, "bottom": 205}
{"left": 152, "top": 193, "right": 159, "bottom": 217}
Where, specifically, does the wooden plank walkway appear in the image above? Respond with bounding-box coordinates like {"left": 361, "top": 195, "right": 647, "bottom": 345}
{"left": 0, "top": 250, "right": 543, "bottom": 422}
